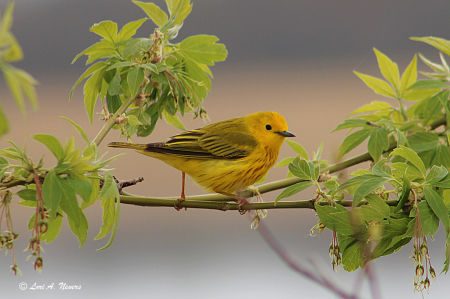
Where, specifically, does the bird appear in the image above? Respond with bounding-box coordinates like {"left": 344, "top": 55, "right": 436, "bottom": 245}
{"left": 108, "top": 111, "right": 295, "bottom": 206}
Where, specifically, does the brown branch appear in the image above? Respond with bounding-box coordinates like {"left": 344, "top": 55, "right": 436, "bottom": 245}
{"left": 256, "top": 219, "right": 360, "bottom": 299}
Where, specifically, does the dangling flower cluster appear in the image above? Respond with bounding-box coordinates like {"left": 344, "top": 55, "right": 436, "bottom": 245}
{"left": 411, "top": 236, "right": 435, "bottom": 292}
{"left": 0, "top": 190, "right": 21, "bottom": 275}
{"left": 24, "top": 172, "right": 49, "bottom": 274}
{"left": 310, "top": 220, "right": 326, "bottom": 236}
{"left": 329, "top": 232, "right": 342, "bottom": 272}
{"left": 410, "top": 189, "right": 435, "bottom": 293}
{"left": 249, "top": 187, "right": 267, "bottom": 229}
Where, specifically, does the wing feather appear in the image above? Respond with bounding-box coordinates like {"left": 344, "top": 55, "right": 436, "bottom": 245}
{"left": 143, "top": 118, "right": 258, "bottom": 159}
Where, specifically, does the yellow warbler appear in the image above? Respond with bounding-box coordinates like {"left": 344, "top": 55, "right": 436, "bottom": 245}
{"left": 108, "top": 111, "right": 294, "bottom": 203}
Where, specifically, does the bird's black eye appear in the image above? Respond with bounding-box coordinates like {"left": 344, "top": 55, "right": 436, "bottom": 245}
{"left": 265, "top": 124, "right": 272, "bottom": 131}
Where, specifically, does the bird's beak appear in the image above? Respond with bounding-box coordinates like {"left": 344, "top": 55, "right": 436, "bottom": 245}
{"left": 276, "top": 131, "right": 296, "bottom": 137}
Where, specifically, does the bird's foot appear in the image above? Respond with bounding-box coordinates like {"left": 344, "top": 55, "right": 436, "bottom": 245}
{"left": 218, "top": 192, "right": 249, "bottom": 214}
{"left": 237, "top": 197, "right": 250, "bottom": 215}
{"left": 174, "top": 195, "right": 186, "bottom": 211}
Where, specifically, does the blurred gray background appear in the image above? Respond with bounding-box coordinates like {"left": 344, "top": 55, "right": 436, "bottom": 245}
{"left": 1, "top": 0, "right": 449, "bottom": 298}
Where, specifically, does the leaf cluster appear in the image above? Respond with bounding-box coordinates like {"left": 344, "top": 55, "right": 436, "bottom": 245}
{"left": 1, "top": 118, "right": 121, "bottom": 249}
{"left": 0, "top": 0, "right": 228, "bottom": 274}
{"left": 71, "top": 0, "right": 227, "bottom": 138}
{"left": 277, "top": 37, "right": 450, "bottom": 275}
{"left": 0, "top": 3, "right": 38, "bottom": 139}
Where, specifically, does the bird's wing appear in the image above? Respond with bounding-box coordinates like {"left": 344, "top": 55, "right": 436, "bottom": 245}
{"left": 197, "top": 119, "right": 258, "bottom": 158}
{"left": 144, "top": 120, "right": 258, "bottom": 159}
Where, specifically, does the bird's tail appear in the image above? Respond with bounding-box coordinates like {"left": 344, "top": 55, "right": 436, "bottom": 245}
{"left": 108, "top": 142, "right": 147, "bottom": 150}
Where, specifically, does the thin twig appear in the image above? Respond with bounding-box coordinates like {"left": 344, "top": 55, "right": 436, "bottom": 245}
{"left": 365, "top": 263, "right": 382, "bottom": 299}
{"left": 256, "top": 220, "right": 358, "bottom": 299}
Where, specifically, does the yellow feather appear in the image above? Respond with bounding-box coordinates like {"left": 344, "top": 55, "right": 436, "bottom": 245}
{"left": 108, "top": 111, "right": 295, "bottom": 195}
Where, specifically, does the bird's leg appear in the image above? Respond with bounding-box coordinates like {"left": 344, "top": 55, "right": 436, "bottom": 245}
{"left": 174, "top": 172, "right": 186, "bottom": 211}
{"left": 219, "top": 192, "right": 249, "bottom": 215}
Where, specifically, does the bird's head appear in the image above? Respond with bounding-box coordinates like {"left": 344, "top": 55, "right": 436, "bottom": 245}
{"left": 246, "top": 111, "right": 295, "bottom": 151}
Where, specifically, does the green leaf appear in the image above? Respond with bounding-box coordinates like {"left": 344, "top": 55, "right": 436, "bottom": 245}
{"left": 288, "top": 158, "right": 312, "bottom": 181}
{"left": 3, "top": 65, "right": 25, "bottom": 114}
{"left": 394, "top": 177, "right": 410, "bottom": 213}
{"left": 367, "top": 127, "right": 389, "bottom": 162}
{"left": 275, "top": 181, "right": 314, "bottom": 202}
{"left": 127, "top": 66, "right": 145, "bottom": 98}
{"left": 410, "top": 36, "right": 450, "bottom": 57}
{"left": 332, "top": 119, "right": 369, "bottom": 132}
{"left": 90, "top": 21, "right": 118, "bottom": 43}
{"left": 127, "top": 115, "right": 143, "bottom": 126}
{"left": 59, "top": 117, "right": 90, "bottom": 146}
{"left": 95, "top": 197, "right": 115, "bottom": 240}
{"left": 315, "top": 204, "right": 359, "bottom": 236}
{"left": 424, "top": 186, "right": 450, "bottom": 233}
{"left": 275, "top": 157, "right": 295, "bottom": 167}
{"left": 166, "top": 0, "right": 193, "bottom": 25}
{"left": 59, "top": 179, "right": 88, "bottom": 247}
{"left": 0, "top": 104, "right": 9, "bottom": 138}
{"left": 17, "top": 188, "right": 37, "bottom": 201}
{"left": 359, "top": 194, "right": 390, "bottom": 221}
{"left": 374, "top": 48, "right": 399, "bottom": 91}
{"left": 32, "top": 134, "right": 64, "bottom": 162}
{"left": 337, "top": 174, "right": 378, "bottom": 192}
{"left": 179, "top": 35, "right": 227, "bottom": 66}
{"left": 106, "top": 94, "right": 122, "bottom": 115}
{"left": 70, "top": 61, "right": 107, "bottom": 100}
{"left": 162, "top": 110, "right": 187, "bottom": 130}
{"left": 67, "top": 176, "right": 92, "bottom": 203}
{"left": 354, "top": 71, "right": 396, "bottom": 98}
{"left": 106, "top": 61, "right": 138, "bottom": 71}
{"left": 349, "top": 101, "right": 392, "bottom": 115}
{"left": 80, "top": 173, "right": 100, "bottom": 210}
{"left": 391, "top": 163, "right": 423, "bottom": 182}
{"left": 338, "top": 128, "right": 372, "bottom": 158}
{"left": 426, "top": 165, "right": 448, "bottom": 184}
{"left": 41, "top": 170, "right": 62, "bottom": 219}
{"left": 122, "top": 38, "right": 153, "bottom": 58}
{"left": 433, "top": 173, "right": 450, "bottom": 188}
{"left": 41, "top": 213, "right": 63, "bottom": 244}
{"left": 407, "top": 79, "right": 448, "bottom": 90}
{"left": 390, "top": 146, "right": 426, "bottom": 177}
{"left": 98, "top": 172, "right": 120, "bottom": 200}
{"left": 84, "top": 64, "right": 108, "bottom": 125}
{"left": 14, "top": 68, "right": 38, "bottom": 108}
{"left": 399, "top": 54, "right": 417, "bottom": 96}
{"left": 432, "top": 144, "right": 450, "bottom": 170}
{"left": 372, "top": 159, "right": 392, "bottom": 178}
{"left": 107, "top": 71, "right": 122, "bottom": 96}
{"left": 403, "top": 88, "right": 441, "bottom": 102}
{"left": 182, "top": 57, "right": 210, "bottom": 100}
{"left": 117, "top": 18, "right": 148, "bottom": 42}
{"left": 71, "top": 41, "right": 116, "bottom": 64}
{"left": 407, "top": 132, "right": 439, "bottom": 152}
{"left": 133, "top": 1, "right": 168, "bottom": 27}
{"left": 286, "top": 140, "right": 309, "bottom": 160}
{"left": 140, "top": 63, "right": 158, "bottom": 73}
{"left": 418, "top": 53, "right": 445, "bottom": 73}
{"left": 352, "top": 176, "right": 391, "bottom": 207}
{"left": 95, "top": 172, "right": 121, "bottom": 250}
{"left": 419, "top": 149, "right": 437, "bottom": 170}
{"left": 1, "top": 2, "right": 14, "bottom": 32}
{"left": 383, "top": 218, "right": 411, "bottom": 239}
{"left": 341, "top": 240, "right": 365, "bottom": 272}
